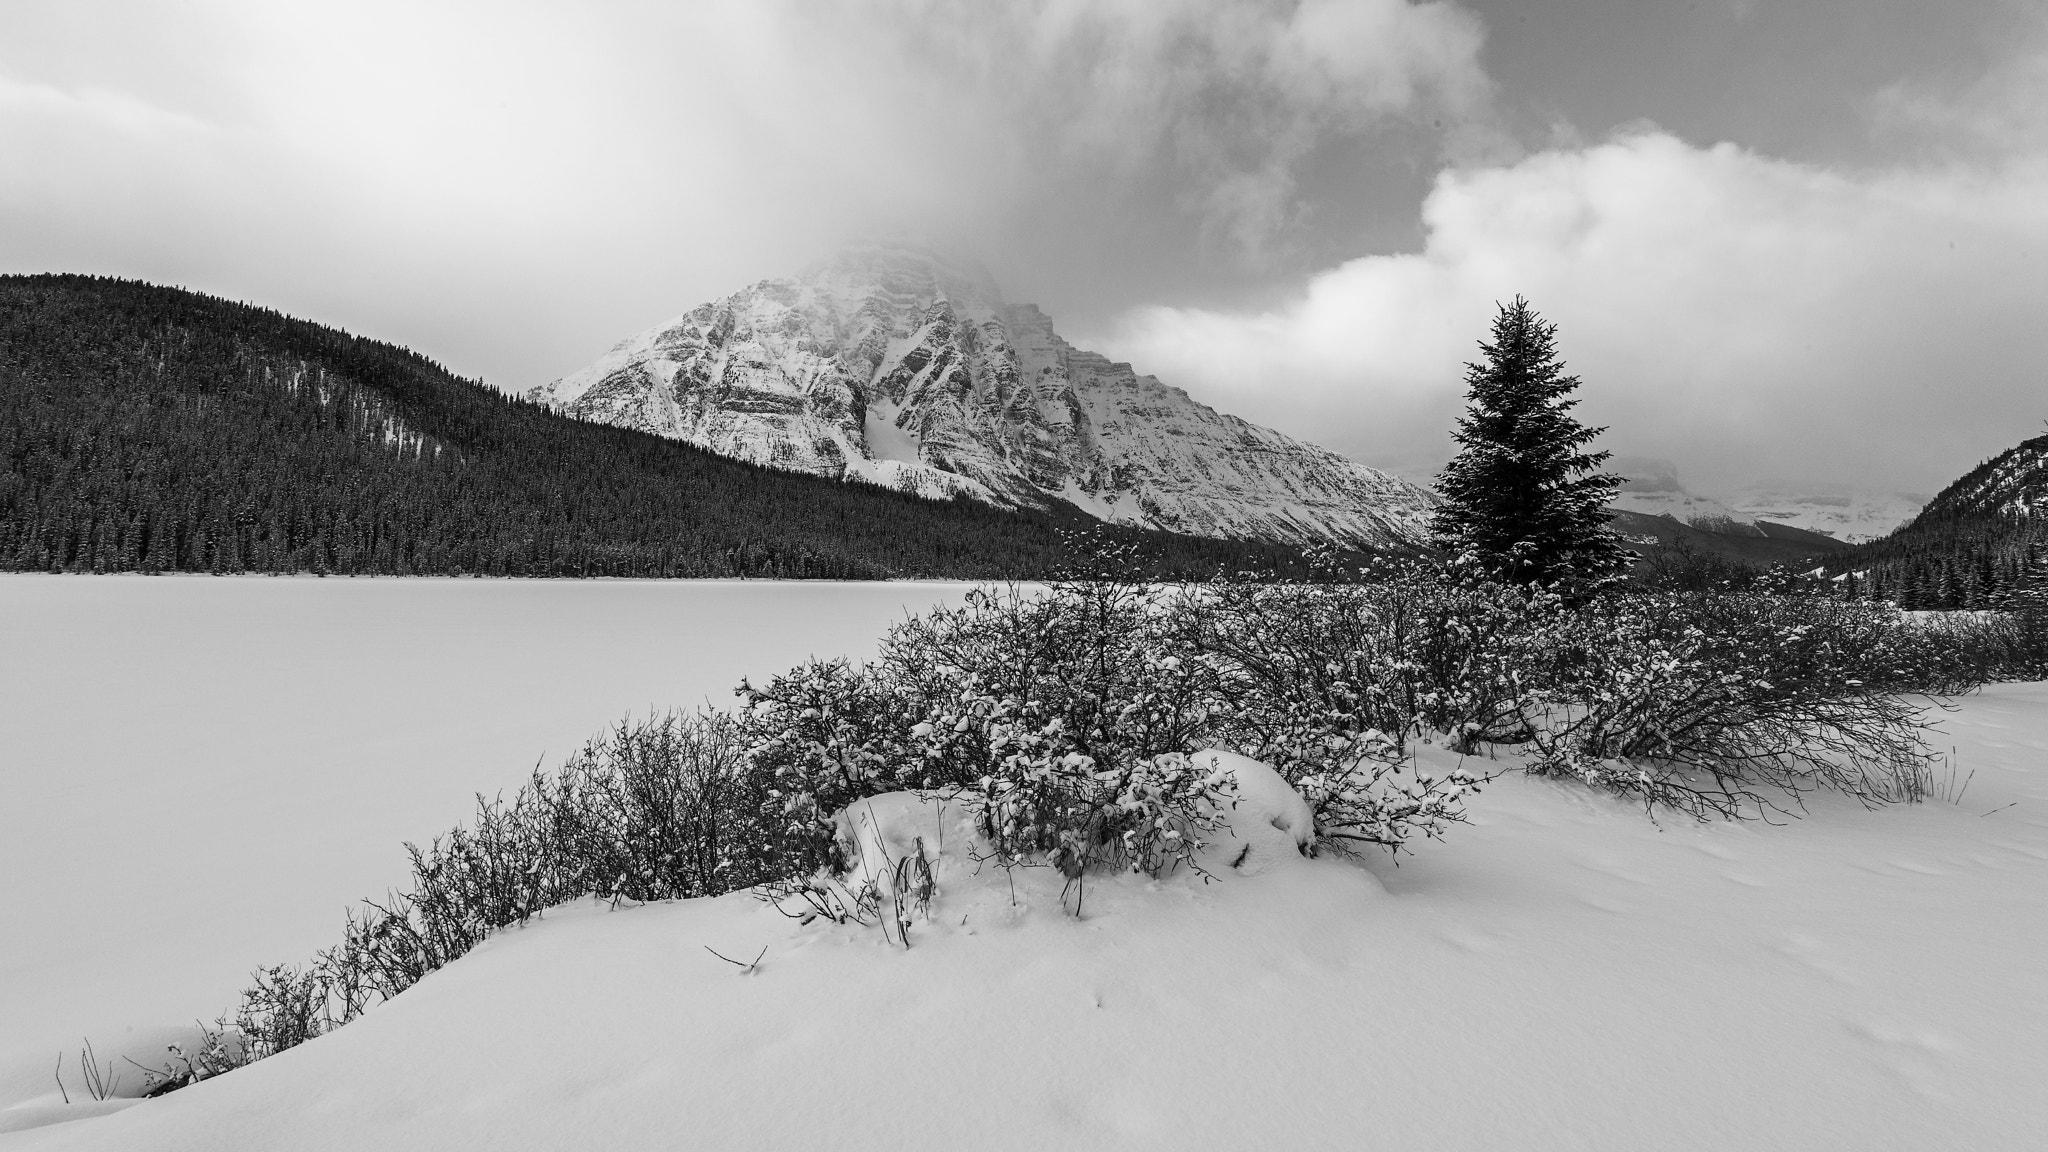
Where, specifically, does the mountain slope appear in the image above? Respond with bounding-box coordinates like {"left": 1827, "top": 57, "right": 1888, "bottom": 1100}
{"left": 1911, "top": 432, "right": 2048, "bottom": 523}
{"left": 1819, "top": 432, "right": 2048, "bottom": 607}
{"left": 0, "top": 275, "right": 1321, "bottom": 580}
{"left": 529, "top": 242, "right": 1434, "bottom": 549}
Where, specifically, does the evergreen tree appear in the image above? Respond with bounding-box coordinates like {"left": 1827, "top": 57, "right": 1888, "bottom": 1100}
{"left": 1432, "top": 296, "right": 1629, "bottom": 585}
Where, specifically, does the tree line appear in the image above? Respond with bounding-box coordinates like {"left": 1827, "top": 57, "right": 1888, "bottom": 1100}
{"left": 0, "top": 275, "right": 1315, "bottom": 581}
{"left": 1818, "top": 433, "right": 2048, "bottom": 609}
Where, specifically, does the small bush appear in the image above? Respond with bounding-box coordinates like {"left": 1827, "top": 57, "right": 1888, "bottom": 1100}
{"left": 1173, "top": 558, "right": 1498, "bottom": 852}
{"left": 1183, "top": 554, "right": 1550, "bottom": 752}
{"left": 135, "top": 1020, "right": 247, "bottom": 1096}
{"left": 888, "top": 581, "right": 1232, "bottom": 879}
{"left": 738, "top": 657, "right": 945, "bottom": 878}
{"left": 189, "top": 710, "right": 764, "bottom": 1075}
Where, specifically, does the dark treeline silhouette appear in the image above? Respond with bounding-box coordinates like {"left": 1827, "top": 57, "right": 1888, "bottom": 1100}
{"left": 1830, "top": 517, "right": 2048, "bottom": 609}
{"left": 0, "top": 275, "right": 1317, "bottom": 580}
{"left": 1822, "top": 433, "right": 2048, "bottom": 609}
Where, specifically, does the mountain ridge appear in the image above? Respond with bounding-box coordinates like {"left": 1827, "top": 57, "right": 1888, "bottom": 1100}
{"left": 529, "top": 242, "right": 1435, "bottom": 549}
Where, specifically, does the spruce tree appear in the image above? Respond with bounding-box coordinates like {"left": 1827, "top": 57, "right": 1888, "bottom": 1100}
{"left": 1432, "top": 296, "right": 1629, "bottom": 585}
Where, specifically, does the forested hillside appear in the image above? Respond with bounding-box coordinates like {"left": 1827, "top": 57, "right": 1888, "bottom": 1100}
{"left": 1822, "top": 432, "right": 2048, "bottom": 607}
{"left": 0, "top": 276, "right": 1311, "bottom": 580}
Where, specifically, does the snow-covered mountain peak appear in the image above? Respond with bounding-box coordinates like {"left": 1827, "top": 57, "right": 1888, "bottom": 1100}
{"left": 796, "top": 238, "right": 1003, "bottom": 314}
{"left": 530, "top": 250, "right": 1434, "bottom": 548}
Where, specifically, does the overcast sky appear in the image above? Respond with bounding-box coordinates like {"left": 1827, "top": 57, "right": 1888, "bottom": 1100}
{"left": 3, "top": 0, "right": 2044, "bottom": 496}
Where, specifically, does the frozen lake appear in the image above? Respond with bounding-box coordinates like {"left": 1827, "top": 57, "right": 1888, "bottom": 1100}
{"left": 0, "top": 575, "right": 974, "bottom": 1060}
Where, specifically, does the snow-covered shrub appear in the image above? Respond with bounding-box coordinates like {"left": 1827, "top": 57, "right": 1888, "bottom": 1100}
{"left": 233, "top": 963, "right": 329, "bottom": 1061}
{"left": 883, "top": 582, "right": 1234, "bottom": 885}
{"left": 1517, "top": 591, "right": 1938, "bottom": 818}
{"left": 311, "top": 711, "right": 766, "bottom": 1013}
{"left": 737, "top": 657, "right": 953, "bottom": 878}
{"left": 178, "top": 709, "right": 768, "bottom": 1094}
{"left": 1874, "top": 608, "right": 2048, "bottom": 691}
{"left": 1277, "top": 724, "right": 1482, "bottom": 855}
{"left": 1180, "top": 554, "right": 1959, "bottom": 823}
{"left": 133, "top": 1020, "right": 248, "bottom": 1097}
{"left": 537, "top": 709, "right": 766, "bottom": 901}
{"left": 1183, "top": 554, "right": 1554, "bottom": 755}
{"left": 1170, "top": 557, "right": 1512, "bottom": 853}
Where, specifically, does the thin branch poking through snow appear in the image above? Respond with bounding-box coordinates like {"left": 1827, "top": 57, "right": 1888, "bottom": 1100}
{"left": 703, "top": 945, "right": 768, "bottom": 975}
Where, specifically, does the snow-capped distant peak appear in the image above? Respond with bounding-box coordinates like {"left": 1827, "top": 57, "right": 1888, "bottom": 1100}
{"left": 1607, "top": 457, "right": 1757, "bottom": 534}
{"left": 1727, "top": 486, "right": 1927, "bottom": 543}
{"left": 1606, "top": 457, "right": 1923, "bottom": 542}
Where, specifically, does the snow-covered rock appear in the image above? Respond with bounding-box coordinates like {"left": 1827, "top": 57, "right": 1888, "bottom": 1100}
{"left": 529, "top": 241, "right": 1436, "bottom": 548}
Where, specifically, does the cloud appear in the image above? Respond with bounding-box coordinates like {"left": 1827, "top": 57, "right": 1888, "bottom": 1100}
{"left": 737, "top": 0, "right": 1491, "bottom": 258}
{"left": 1872, "top": 13, "right": 2048, "bottom": 159}
{"left": 0, "top": 0, "right": 1489, "bottom": 387}
{"left": 0, "top": 72, "right": 215, "bottom": 136}
{"left": 1097, "top": 128, "right": 2048, "bottom": 495}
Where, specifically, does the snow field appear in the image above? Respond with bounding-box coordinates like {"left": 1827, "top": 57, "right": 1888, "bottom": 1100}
{"left": 6, "top": 684, "right": 2045, "bottom": 1149}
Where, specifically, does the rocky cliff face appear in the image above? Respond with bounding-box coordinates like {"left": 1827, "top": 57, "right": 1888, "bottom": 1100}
{"left": 528, "top": 242, "right": 1434, "bottom": 548}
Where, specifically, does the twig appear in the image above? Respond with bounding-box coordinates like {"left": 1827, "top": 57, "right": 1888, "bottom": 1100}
{"left": 703, "top": 944, "right": 768, "bottom": 974}
{"left": 78, "top": 1038, "right": 119, "bottom": 1102}
{"left": 53, "top": 1054, "right": 68, "bottom": 1105}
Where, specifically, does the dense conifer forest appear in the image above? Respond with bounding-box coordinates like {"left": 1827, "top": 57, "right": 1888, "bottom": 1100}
{"left": 0, "top": 275, "right": 1315, "bottom": 580}
{"left": 1822, "top": 433, "right": 2048, "bottom": 608}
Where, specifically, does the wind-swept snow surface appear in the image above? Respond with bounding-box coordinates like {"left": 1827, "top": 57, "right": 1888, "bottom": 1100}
{"left": 7, "top": 682, "right": 2045, "bottom": 1150}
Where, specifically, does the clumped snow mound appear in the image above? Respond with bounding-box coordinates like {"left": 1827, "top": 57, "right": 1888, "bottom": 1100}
{"left": 1188, "top": 750, "right": 1314, "bottom": 875}
{"left": 830, "top": 751, "right": 1313, "bottom": 900}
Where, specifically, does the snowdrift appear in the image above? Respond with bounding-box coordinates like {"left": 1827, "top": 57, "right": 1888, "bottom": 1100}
{"left": 7, "top": 699, "right": 2048, "bottom": 1150}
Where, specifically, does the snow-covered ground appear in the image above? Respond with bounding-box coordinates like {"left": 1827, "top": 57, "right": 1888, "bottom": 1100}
{"left": 4, "top": 578, "right": 2046, "bottom": 1149}
{"left": 0, "top": 576, "right": 969, "bottom": 1088}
